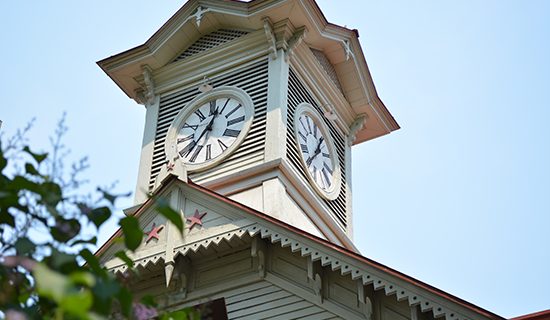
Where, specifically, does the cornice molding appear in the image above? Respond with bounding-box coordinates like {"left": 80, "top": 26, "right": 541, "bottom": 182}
{"left": 108, "top": 220, "right": 490, "bottom": 320}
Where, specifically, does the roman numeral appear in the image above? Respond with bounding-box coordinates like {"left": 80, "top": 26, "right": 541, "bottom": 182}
{"left": 177, "top": 135, "right": 194, "bottom": 144}
{"left": 179, "top": 141, "right": 196, "bottom": 157}
{"left": 194, "top": 109, "right": 206, "bottom": 121}
{"left": 306, "top": 156, "right": 314, "bottom": 166}
{"left": 311, "top": 166, "right": 318, "bottom": 181}
{"left": 321, "top": 168, "right": 331, "bottom": 188}
{"left": 306, "top": 117, "right": 313, "bottom": 134}
{"left": 218, "top": 139, "right": 228, "bottom": 151}
{"left": 300, "top": 143, "right": 308, "bottom": 153}
{"left": 225, "top": 104, "right": 241, "bottom": 119}
{"left": 322, "top": 152, "right": 330, "bottom": 158}
{"left": 227, "top": 116, "right": 245, "bottom": 127}
{"left": 313, "top": 126, "right": 318, "bottom": 138}
{"left": 219, "top": 98, "right": 231, "bottom": 115}
{"left": 299, "top": 118, "right": 308, "bottom": 133}
{"left": 298, "top": 131, "right": 307, "bottom": 142}
{"left": 223, "top": 129, "right": 240, "bottom": 137}
{"left": 209, "top": 100, "right": 217, "bottom": 115}
{"left": 189, "top": 145, "right": 203, "bottom": 163}
{"left": 323, "top": 162, "right": 333, "bottom": 175}
{"left": 182, "top": 123, "right": 198, "bottom": 130}
{"left": 205, "top": 144, "right": 212, "bottom": 161}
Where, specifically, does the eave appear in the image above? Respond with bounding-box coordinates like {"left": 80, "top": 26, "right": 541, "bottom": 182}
{"left": 96, "top": 175, "right": 504, "bottom": 320}
{"left": 97, "top": 0, "right": 399, "bottom": 143}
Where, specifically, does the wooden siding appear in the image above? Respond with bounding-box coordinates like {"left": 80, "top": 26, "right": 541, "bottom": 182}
{"left": 225, "top": 282, "right": 342, "bottom": 320}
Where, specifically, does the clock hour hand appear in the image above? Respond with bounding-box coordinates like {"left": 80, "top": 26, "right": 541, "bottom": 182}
{"left": 194, "top": 108, "right": 219, "bottom": 146}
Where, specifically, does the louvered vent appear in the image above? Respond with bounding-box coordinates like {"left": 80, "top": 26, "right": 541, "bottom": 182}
{"left": 286, "top": 68, "right": 348, "bottom": 228}
{"left": 149, "top": 59, "right": 269, "bottom": 189}
{"left": 173, "top": 29, "right": 249, "bottom": 62}
{"left": 310, "top": 48, "right": 343, "bottom": 92}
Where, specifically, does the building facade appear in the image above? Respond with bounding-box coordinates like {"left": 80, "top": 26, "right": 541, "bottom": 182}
{"left": 97, "top": 1, "right": 506, "bottom": 319}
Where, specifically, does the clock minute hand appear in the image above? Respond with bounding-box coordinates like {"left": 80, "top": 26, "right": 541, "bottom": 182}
{"left": 313, "top": 137, "right": 324, "bottom": 157}
{"left": 195, "top": 108, "right": 219, "bottom": 144}
{"left": 306, "top": 137, "right": 324, "bottom": 166}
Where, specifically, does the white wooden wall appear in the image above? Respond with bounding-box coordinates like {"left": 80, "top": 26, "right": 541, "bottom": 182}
{"left": 124, "top": 237, "right": 436, "bottom": 320}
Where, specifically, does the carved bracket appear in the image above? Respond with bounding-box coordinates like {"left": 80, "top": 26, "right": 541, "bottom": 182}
{"left": 410, "top": 305, "right": 419, "bottom": 320}
{"left": 172, "top": 256, "right": 192, "bottom": 299}
{"left": 348, "top": 113, "right": 367, "bottom": 146}
{"left": 341, "top": 39, "right": 355, "bottom": 61}
{"left": 307, "top": 258, "right": 323, "bottom": 304}
{"left": 251, "top": 237, "right": 267, "bottom": 278}
{"left": 191, "top": 6, "right": 210, "bottom": 27}
{"left": 358, "top": 282, "right": 373, "bottom": 320}
{"left": 135, "top": 65, "right": 155, "bottom": 106}
{"left": 285, "top": 27, "right": 307, "bottom": 62}
{"left": 263, "top": 18, "right": 278, "bottom": 60}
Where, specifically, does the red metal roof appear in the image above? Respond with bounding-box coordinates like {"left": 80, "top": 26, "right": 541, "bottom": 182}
{"left": 511, "top": 310, "right": 550, "bottom": 320}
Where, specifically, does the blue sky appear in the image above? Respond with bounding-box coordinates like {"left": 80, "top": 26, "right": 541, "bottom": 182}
{"left": 1, "top": 0, "right": 549, "bottom": 317}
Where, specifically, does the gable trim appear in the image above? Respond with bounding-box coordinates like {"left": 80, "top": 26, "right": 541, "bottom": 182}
{"left": 97, "top": 175, "right": 503, "bottom": 320}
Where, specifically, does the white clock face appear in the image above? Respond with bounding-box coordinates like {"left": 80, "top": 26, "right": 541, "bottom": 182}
{"left": 176, "top": 97, "right": 246, "bottom": 164}
{"left": 296, "top": 114, "right": 335, "bottom": 192}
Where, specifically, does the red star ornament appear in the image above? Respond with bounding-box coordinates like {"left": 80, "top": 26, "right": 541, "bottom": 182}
{"left": 186, "top": 209, "right": 207, "bottom": 230}
{"left": 145, "top": 223, "right": 164, "bottom": 243}
{"left": 166, "top": 161, "right": 175, "bottom": 171}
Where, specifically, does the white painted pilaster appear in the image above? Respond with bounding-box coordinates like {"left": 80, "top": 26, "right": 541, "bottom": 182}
{"left": 345, "top": 137, "right": 353, "bottom": 239}
{"left": 264, "top": 48, "right": 289, "bottom": 162}
{"left": 134, "top": 95, "right": 160, "bottom": 204}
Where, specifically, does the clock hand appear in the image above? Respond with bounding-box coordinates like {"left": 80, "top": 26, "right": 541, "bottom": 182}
{"left": 305, "top": 137, "right": 324, "bottom": 166}
{"left": 193, "top": 109, "right": 218, "bottom": 146}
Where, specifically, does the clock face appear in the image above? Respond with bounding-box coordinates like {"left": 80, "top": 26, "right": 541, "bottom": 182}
{"left": 176, "top": 97, "right": 247, "bottom": 164}
{"left": 296, "top": 113, "right": 336, "bottom": 193}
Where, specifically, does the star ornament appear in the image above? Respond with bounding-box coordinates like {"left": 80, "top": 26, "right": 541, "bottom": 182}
{"left": 186, "top": 209, "right": 207, "bottom": 230}
{"left": 166, "top": 161, "right": 175, "bottom": 171}
{"left": 145, "top": 223, "right": 164, "bottom": 243}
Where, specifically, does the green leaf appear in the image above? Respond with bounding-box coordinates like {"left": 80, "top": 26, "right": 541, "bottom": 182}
{"left": 97, "top": 188, "right": 117, "bottom": 205}
{"left": 140, "top": 295, "right": 157, "bottom": 308}
{"left": 11, "top": 176, "right": 41, "bottom": 194}
{"left": 161, "top": 310, "right": 196, "bottom": 320}
{"left": 155, "top": 199, "right": 183, "bottom": 233}
{"left": 92, "top": 278, "right": 119, "bottom": 314}
{"left": 117, "top": 287, "right": 132, "bottom": 317}
{"left": 0, "top": 210, "right": 15, "bottom": 227}
{"left": 15, "top": 237, "right": 35, "bottom": 255}
{"left": 24, "top": 162, "right": 40, "bottom": 176}
{"left": 51, "top": 218, "right": 81, "bottom": 242}
{"left": 80, "top": 249, "right": 106, "bottom": 277}
{"left": 88, "top": 206, "right": 111, "bottom": 228}
{"left": 0, "top": 148, "right": 7, "bottom": 171}
{"left": 69, "top": 271, "right": 95, "bottom": 287}
{"left": 59, "top": 289, "right": 93, "bottom": 317}
{"left": 115, "top": 251, "right": 134, "bottom": 268}
{"left": 119, "top": 216, "right": 142, "bottom": 251}
{"left": 39, "top": 181, "right": 63, "bottom": 206}
{"left": 33, "top": 263, "right": 69, "bottom": 302}
{"left": 23, "top": 146, "right": 48, "bottom": 164}
{"left": 70, "top": 236, "right": 97, "bottom": 246}
{"left": 47, "top": 249, "right": 78, "bottom": 271}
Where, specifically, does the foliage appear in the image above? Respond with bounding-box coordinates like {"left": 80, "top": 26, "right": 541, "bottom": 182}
{"left": 0, "top": 117, "right": 192, "bottom": 319}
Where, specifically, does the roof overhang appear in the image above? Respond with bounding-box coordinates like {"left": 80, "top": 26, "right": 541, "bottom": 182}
{"left": 96, "top": 175, "right": 503, "bottom": 320}
{"left": 98, "top": 0, "right": 399, "bottom": 144}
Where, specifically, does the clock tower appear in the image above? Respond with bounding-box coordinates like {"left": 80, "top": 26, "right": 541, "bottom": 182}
{"left": 98, "top": 0, "right": 399, "bottom": 251}
{"left": 96, "top": 2, "right": 508, "bottom": 319}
